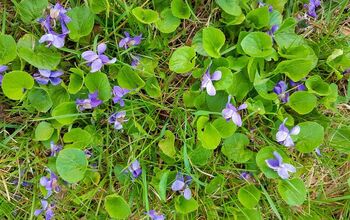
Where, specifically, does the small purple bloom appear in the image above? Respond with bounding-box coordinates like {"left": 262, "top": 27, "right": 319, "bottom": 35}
{"left": 222, "top": 95, "right": 247, "bottom": 127}
{"left": 128, "top": 160, "right": 142, "bottom": 178}
{"left": 82, "top": 43, "right": 116, "bottom": 73}
{"left": 118, "top": 32, "right": 142, "bottom": 49}
{"left": 50, "top": 141, "right": 62, "bottom": 157}
{"left": 315, "top": 147, "right": 322, "bottom": 156}
{"left": 39, "top": 32, "right": 66, "bottom": 48}
{"left": 147, "top": 210, "right": 165, "bottom": 220}
{"left": 49, "top": 3, "right": 71, "bottom": 25}
{"left": 108, "top": 111, "right": 128, "bottom": 130}
{"left": 112, "top": 86, "right": 130, "bottom": 107}
{"left": 33, "top": 69, "right": 63, "bottom": 85}
{"left": 305, "top": 0, "right": 321, "bottom": 18}
{"left": 342, "top": 68, "right": 350, "bottom": 75}
{"left": 265, "top": 151, "right": 296, "bottom": 179}
{"left": 273, "top": 81, "right": 290, "bottom": 103}
{"left": 201, "top": 64, "right": 222, "bottom": 96}
{"left": 289, "top": 80, "right": 306, "bottom": 91}
{"left": 240, "top": 172, "right": 252, "bottom": 181}
{"left": 276, "top": 118, "right": 300, "bottom": 147}
{"left": 34, "top": 200, "right": 55, "bottom": 220}
{"left": 267, "top": 25, "right": 279, "bottom": 38}
{"left": 171, "top": 173, "right": 192, "bottom": 200}
{"left": 76, "top": 92, "right": 103, "bottom": 111}
{"left": 40, "top": 170, "right": 60, "bottom": 199}
{"left": 0, "top": 65, "right": 8, "bottom": 86}
{"left": 131, "top": 56, "right": 140, "bottom": 67}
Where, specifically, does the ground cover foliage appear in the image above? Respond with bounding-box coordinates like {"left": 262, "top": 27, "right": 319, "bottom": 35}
{"left": 1, "top": 0, "right": 350, "bottom": 219}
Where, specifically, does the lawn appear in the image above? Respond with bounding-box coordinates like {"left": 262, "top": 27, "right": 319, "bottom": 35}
{"left": 1, "top": 0, "right": 350, "bottom": 219}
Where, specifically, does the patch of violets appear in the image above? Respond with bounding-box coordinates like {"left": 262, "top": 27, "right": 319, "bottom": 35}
{"left": 119, "top": 32, "right": 142, "bottom": 49}
{"left": 276, "top": 118, "right": 300, "bottom": 147}
{"left": 146, "top": 210, "right": 165, "bottom": 220}
{"left": 38, "top": 3, "right": 71, "bottom": 48}
{"left": 201, "top": 64, "right": 222, "bottom": 96}
{"left": 305, "top": 0, "right": 321, "bottom": 18}
{"left": 171, "top": 173, "right": 192, "bottom": 200}
{"left": 0, "top": 65, "right": 8, "bottom": 85}
{"left": 265, "top": 151, "right": 296, "bottom": 179}
{"left": 128, "top": 160, "right": 142, "bottom": 179}
{"left": 82, "top": 43, "right": 116, "bottom": 73}
{"left": 33, "top": 69, "right": 63, "bottom": 85}
{"left": 76, "top": 92, "right": 103, "bottom": 111}
{"left": 222, "top": 95, "right": 247, "bottom": 127}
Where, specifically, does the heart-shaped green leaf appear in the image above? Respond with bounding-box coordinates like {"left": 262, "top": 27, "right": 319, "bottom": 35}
{"left": 171, "top": 0, "right": 190, "bottom": 19}
{"left": 241, "top": 32, "right": 274, "bottom": 58}
{"left": 169, "top": 46, "right": 196, "bottom": 73}
{"left": 67, "top": 6, "right": 95, "bottom": 41}
{"left": 132, "top": 7, "right": 159, "bottom": 24}
{"left": 278, "top": 178, "right": 306, "bottom": 206}
{"left": 63, "top": 128, "right": 92, "bottom": 149}
{"left": 35, "top": 121, "right": 54, "bottom": 141}
{"left": 28, "top": 88, "right": 53, "bottom": 112}
{"left": 238, "top": 185, "right": 261, "bottom": 208}
{"left": 0, "top": 34, "right": 17, "bottom": 65}
{"left": 104, "top": 194, "right": 131, "bottom": 219}
{"left": 52, "top": 102, "right": 78, "bottom": 125}
{"left": 156, "top": 8, "right": 181, "bottom": 33}
{"left": 295, "top": 121, "right": 324, "bottom": 153}
{"left": 288, "top": 91, "right": 317, "bottom": 115}
{"left": 202, "top": 27, "right": 226, "bottom": 58}
{"left": 56, "top": 148, "right": 88, "bottom": 183}
{"left": 1, "top": 71, "right": 34, "bottom": 100}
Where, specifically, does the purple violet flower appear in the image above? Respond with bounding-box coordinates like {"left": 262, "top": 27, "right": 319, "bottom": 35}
{"left": 146, "top": 210, "right": 165, "bottom": 220}
{"left": 112, "top": 86, "right": 130, "bottom": 107}
{"left": 50, "top": 141, "right": 62, "bottom": 157}
{"left": 76, "top": 92, "right": 103, "bottom": 111}
{"left": 171, "top": 173, "right": 192, "bottom": 200}
{"left": 265, "top": 151, "right": 296, "bottom": 179}
{"left": 128, "top": 160, "right": 142, "bottom": 178}
{"left": 82, "top": 43, "right": 116, "bottom": 73}
{"left": 222, "top": 95, "right": 247, "bottom": 127}
{"left": 131, "top": 56, "right": 140, "bottom": 67}
{"left": 40, "top": 170, "right": 60, "bottom": 199}
{"left": 118, "top": 32, "right": 142, "bottom": 49}
{"left": 276, "top": 118, "right": 300, "bottom": 147}
{"left": 39, "top": 32, "right": 66, "bottom": 48}
{"left": 0, "top": 65, "right": 8, "bottom": 86}
{"left": 289, "top": 80, "right": 306, "bottom": 91}
{"left": 34, "top": 200, "right": 55, "bottom": 220}
{"left": 201, "top": 65, "right": 222, "bottom": 96}
{"left": 342, "top": 68, "right": 350, "bottom": 75}
{"left": 49, "top": 3, "right": 71, "bottom": 26}
{"left": 315, "top": 147, "right": 322, "bottom": 156}
{"left": 33, "top": 69, "right": 63, "bottom": 85}
{"left": 267, "top": 25, "right": 279, "bottom": 38}
{"left": 305, "top": 0, "right": 321, "bottom": 18}
{"left": 108, "top": 111, "right": 128, "bottom": 130}
{"left": 240, "top": 172, "right": 252, "bottom": 181}
{"left": 273, "top": 81, "right": 290, "bottom": 103}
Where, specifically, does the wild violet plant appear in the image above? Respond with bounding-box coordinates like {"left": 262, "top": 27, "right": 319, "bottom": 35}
{"left": 0, "top": 0, "right": 349, "bottom": 219}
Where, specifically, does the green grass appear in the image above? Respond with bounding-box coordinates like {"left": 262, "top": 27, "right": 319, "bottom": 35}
{"left": 1, "top": 0, "right": 350, "bottom": 219}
